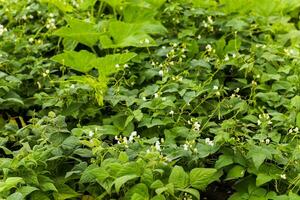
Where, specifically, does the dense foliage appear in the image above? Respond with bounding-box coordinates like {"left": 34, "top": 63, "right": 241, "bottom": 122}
{"left": 1, "top": 0, "right": 300, "bottom": 199}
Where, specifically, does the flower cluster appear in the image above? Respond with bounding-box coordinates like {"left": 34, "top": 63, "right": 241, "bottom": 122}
{"left": 257, "top": 113, "right": 272, "bottom": 126}
{"left": 205, "top": 138, "right": 214, "bottom": 146}
{"left": 46, "top": 14, "right": 56, "bottom": 30}
{"left": 288, "top": 127, "right": 299, "bottom": 134}
{"left": 0, "top": 24, "right": 8, "bottom": 36}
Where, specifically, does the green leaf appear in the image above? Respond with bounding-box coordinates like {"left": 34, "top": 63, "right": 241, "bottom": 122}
{"left": 150, "top": 180, "right": 164, "bottom": 189}
{"left": 168, "top": 166, "right": 189, "bottom": 189}
{"left": 131, "top": 193, "right": 148, "bottom": 200}
{"left": 190, "top": 168, "right": 217, "bottom": 190}
{"left": 51, "top": 50, "right": 97, "bottom": 73}
{"left": 53, "top": 18, "right": 102, "bottom": 47}
{"left": 176, "top": 188, "right": 200, "bottom": 200}
{"left": 291, "top": 96, "right": 300, "bottom": 110}
{"left": 0, "top": 177, "right": 24, "bottom": 193}
{"left": 125, "top": 183, "right": 149, "bottom": 200}
{"left": 133, "top": 110, "right": 143, "bottom": 121}
{"left": 40, "top": 182, "right": 57, "bottom": 192}
{"left": 54, "top": 183, "right": 79, "bottom": 200}
{"left": 151, "top": 195, "right": 166, "bottom": 200}
{"left": 225, "top": 165, "right": 245, "bottom": 180}
{"left": 296, "top": 112, "right": 300, "bottom": 128}
{"left": 215, "top": 154, "right": 234, "bottom": 169}
{"left": 89, "top": 168, "right": 110, "bottom": 182}
{"left": 92, "top": 52, "right": 137, "bottom": 76}
{"left": 256, "top": 173, "right": 273, "bottom": 187}
{"left": 17, "top": 186, "right": 38, "bottom": 197}
{"left": 7, "top": 192, "right": 23, "bottom": 200}
{"left": 114, "top": 175, "right": 139, "bottom": 193}
{"left": 40, "top": 0, "right": 73, "bottom": 12}
{"left": 101, "top": 21, "right": 157, "bottom": 48}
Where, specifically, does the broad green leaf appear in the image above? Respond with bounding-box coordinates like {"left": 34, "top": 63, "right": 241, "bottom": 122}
{"left": 40, "top": 0, "right": 73, "bottom": 12}
{"left": 53, "top": 18, "right": 102, "bottom": 47}
{"left": 0, "top": 177, "right": 24, "bottom": 193}
{"left": 17, "top": 186, "right": 38, "bottom": 197}
{"left": 114, "top": 175, "right": 139, "bottom": 193}
{"left": 7, "top": 192, "right": 23, "bottom": 200}
{"left": 40, "top": 182, "right": 57, "bottom": 192}
{"left": 296, "top": 112, "right": 300, "bottom": 128}
{"left": 101, "top": 21, "right": 157, "bottom": 48}
{"left": 51, "top": 50, "right": 97, "bottom": 73}
{"left": 131, "top": 193, "right": 147, "bottom": 200}
{"left": 256, "top": 173, "right": 273, "bottom": 187}
{"left": 133, "top": 110, "right": 143, "bottom": 121}
{"left": 125, "top": 183, "right": 149, "bottom": 200}
{"left": 141, "top": 169, "right": 153, "bottom": 187}
{"left": 190, "top": 168, "right": 217, "bottom": 190}
{"left": 89, "top": 168, "right": 110, "bottom": 182}
{"left": 101, "top": 0, "right": 124, "bottom": 9}
{"left": 225, "top": 165, "right": 245, "bottom": 180}
{"left": 53, "top": 183, "right": 79, "bottom": 200}
{"left": 291, "top": 96, "right": 300, "bottom": 110}
{"left": 215, "top": 154, "right": 234, "bottom": 169}
{"left": 151, "top": 195, "right": 166, "bottom": 200}
{"left": 30, "top": 191, "right": 51, "bottom": 200}
{"left": 92, "top": 52, "right": 137, "bottom": 76}
{"left": 150, "top": 180, "right": 164, "bottom": 189}
{"left": 177, "top": 188, "right": 200, "bottom": 200}
{"left": 247, "top": 146, "right": 273, "bottom": 169}
{"left": 168, "top": 166, "right": 189, "bottom": 189}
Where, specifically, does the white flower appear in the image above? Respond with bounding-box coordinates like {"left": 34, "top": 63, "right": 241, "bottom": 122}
{"left": 213, "top": 85, "right": 218, "bottom": 90}
{"left": 294, "top": 127, "right": 299, "bottom": 133}
{"left": 169, "top": 110, "right": 174, "bottom": 115}
{"left": 88, "top": 131, "right": 94, "bottom": 137}
{"left": 267, "top": 120, "right": 272, "bottom": 125}
{"left": 115, "top": 64, "right": 120, "bottom": 68}
{"left": 232, "top": 53, "right": 236, "bottom": 58}
{"left": 154, "top": 93, "right": 159, "bottom": 98}
{"left": 29, "top": 38, "right": 34, "bottom": 43}
{"left": 205, "top": 138, "right": 214, "bottom": 146}
{"left": 123, "top": 137, "right": 128, "bottom": 144}
{"left": 155, "top": 141, "right": 161, "bottom": 151}
{"left": 0, "top": 24, "right": 7, "bottom": 36}
{"left": 193, "top": 122, "right": 201, "bottom": 131}
{"left": 183, "top": 144, "right": 189, "bottom": 151}
{"left": 280, "top": 174, "right": 287, "bottom": 180}
{"left": 197, "top": 34, "right": 201, "bottom": 39}
{"left": 158, "top": 70, "right": 164, "bottom": 77}
{"left": 257, "top": 120, "right": 261, "bottom": 126}
{"left": 129, "top": 131, "right": 137, "bottom": 142}
{"left": 144, "top": 38, "right": 150, "bottom": 44}
{"left": 224, "top": 54, "right": 229, "bottom": 61}
{"left": 252, "top": 80, "right": 257, "bottom": 86}
{"left": 45, "top": 69, "right": 50, "bottom": 74}
{"left": 142, "top": 97, "right": 147, "bottom": 101}
{"left": 216, "top": 91, "right": 221, "bottom": 96}
{"left": 49, "top": 13, "right": 54, "bottom": 18}
{"left": 205, "top": 44, "right": 212, "bottom": 52}
{"left": 265, "top": 138, "right": 270, "bottom": 144}
{"left": 207, "top": 16, "right": 213, "bottom": 24}
{"left": 234, "top": 88, "right": 240, "bottom": 93}
{"left": 124, "top": 64, "right": 129, "bottom": 68}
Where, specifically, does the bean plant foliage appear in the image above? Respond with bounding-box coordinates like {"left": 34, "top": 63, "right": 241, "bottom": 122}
{"left": 1, "top": 0, "right": 300, "bottom": 199}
